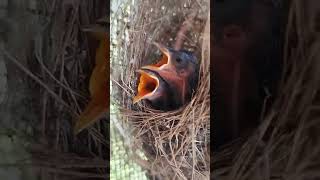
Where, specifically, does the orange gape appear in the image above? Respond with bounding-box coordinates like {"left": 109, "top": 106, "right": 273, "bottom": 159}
{"left": 74, "top": 31, "right": 109, "bottom": 135}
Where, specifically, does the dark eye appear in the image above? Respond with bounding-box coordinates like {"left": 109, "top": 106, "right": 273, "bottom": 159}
{"left": 176, "top": 57, "right": 182, "bottom": 63}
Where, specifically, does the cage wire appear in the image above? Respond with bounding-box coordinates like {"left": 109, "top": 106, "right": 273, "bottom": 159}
{"left": 110, "top": 111, "right": 148, "bottom": 180}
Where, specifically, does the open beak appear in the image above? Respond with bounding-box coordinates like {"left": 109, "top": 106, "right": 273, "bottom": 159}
{"left": 134, "top": 42, "right": 198, "bottom": 109}
{"left": 141, "top": 43, "right": 183, "bottom": 96}
{"left": 151, "top": 42, "right": 171, "bottom": 67}
{"left": 133, "top": 69, "right": 160, "bottom": 104}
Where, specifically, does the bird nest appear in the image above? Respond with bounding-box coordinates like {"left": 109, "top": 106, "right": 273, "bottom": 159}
{"left": 111, "top": 0, "right": 210, "bottom": 179}
{"left": 213, "top": 1, "right": 320, "bottom": 179}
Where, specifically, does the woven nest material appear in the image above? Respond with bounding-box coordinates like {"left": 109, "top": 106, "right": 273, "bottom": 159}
{"left": 213, "top": 0, "right": 320, "bottom": 179}
{"left": 111, "top": 0, "right": 210, "bottom": 179}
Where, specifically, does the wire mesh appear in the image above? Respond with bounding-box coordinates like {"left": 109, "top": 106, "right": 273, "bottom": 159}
{"left": 110, "top": 115, "right": 148, "bottom": 180}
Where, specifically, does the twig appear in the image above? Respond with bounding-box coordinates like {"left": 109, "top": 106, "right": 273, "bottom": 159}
{"left": 1, "top": 46, "right": 77, "bottom": 116}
